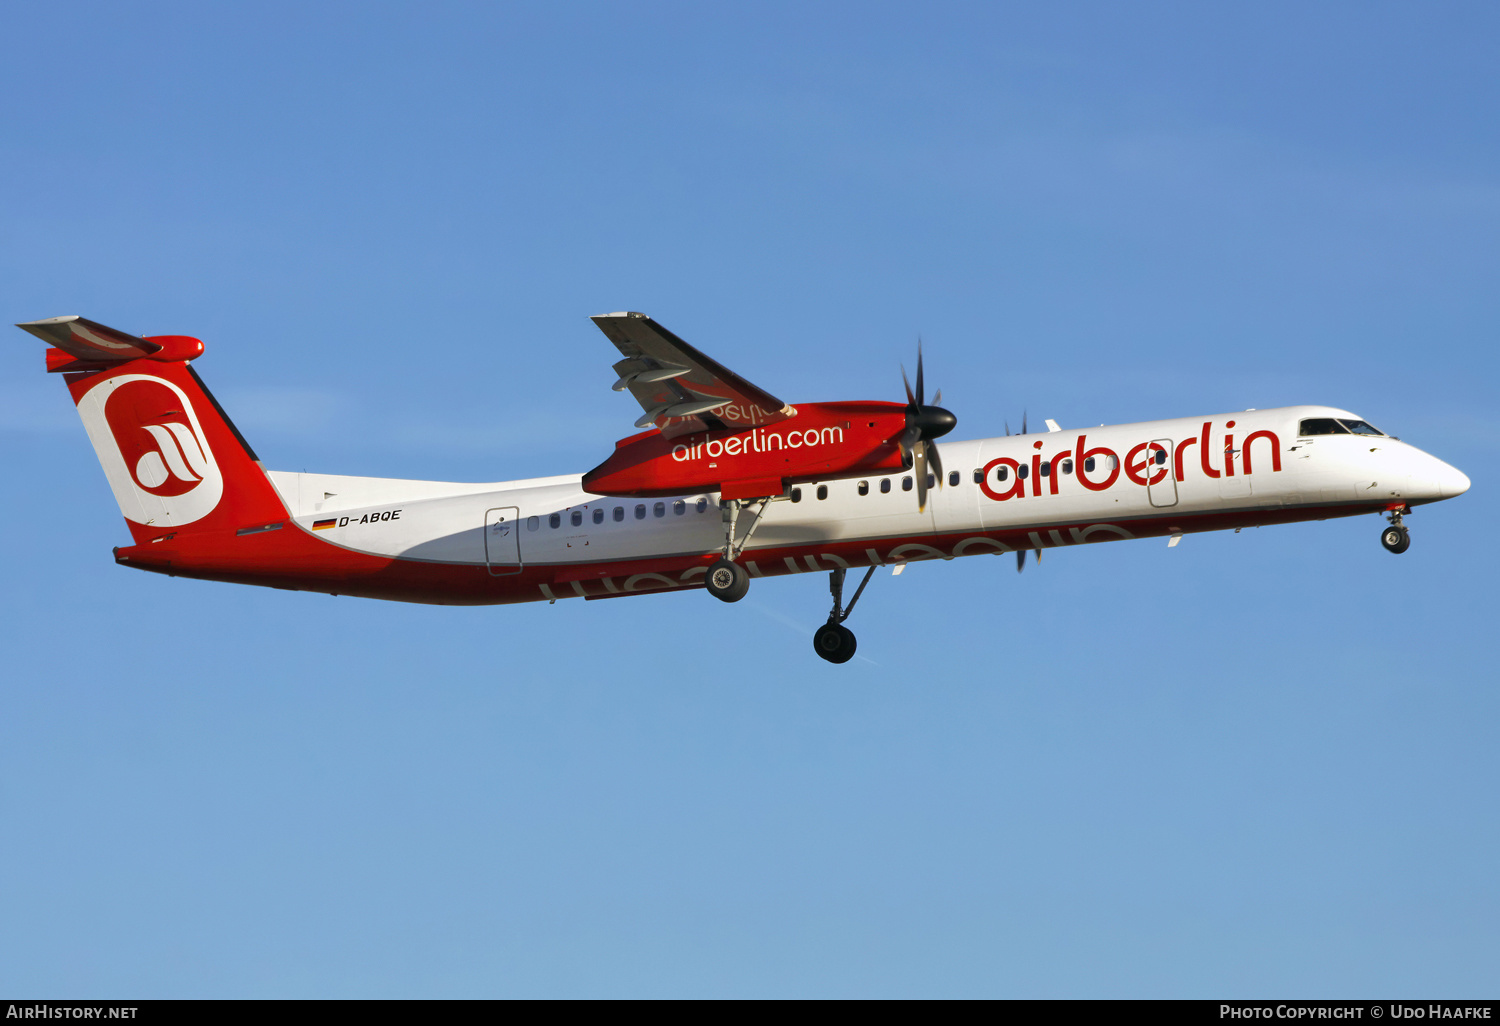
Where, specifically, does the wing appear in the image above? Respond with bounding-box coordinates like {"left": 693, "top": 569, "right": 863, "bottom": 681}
{"left": 592, "top": 312, "right": 795, "bottom": 438}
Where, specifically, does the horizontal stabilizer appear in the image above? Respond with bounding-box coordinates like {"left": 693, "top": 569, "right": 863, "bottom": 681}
{"left": 16, "top": 316, "right": 162, "bottom": 361}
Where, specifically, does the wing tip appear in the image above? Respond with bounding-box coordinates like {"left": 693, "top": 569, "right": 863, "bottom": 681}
{"left": 18, "top": 314, "right": 82, "bottom": 326}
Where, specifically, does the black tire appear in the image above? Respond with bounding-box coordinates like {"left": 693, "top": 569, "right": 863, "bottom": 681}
{"left": 1381, "top": 525, "right": 1411, "bottom": 554}
{"left": 705, "top": 558, "right": 750, "bottom": 602}
{"left": 813, "top": 623, "right": 857, "bottom": 664}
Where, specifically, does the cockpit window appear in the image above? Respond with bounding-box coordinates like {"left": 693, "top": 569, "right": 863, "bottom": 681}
{"left": 1299, "top": 417, "right": 1387, "bottom": 437}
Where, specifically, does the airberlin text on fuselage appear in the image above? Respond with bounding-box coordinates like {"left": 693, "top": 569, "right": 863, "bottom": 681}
{"left": 671, "top": 426, "right": 845, "bottom": 462}
{"left": 980, "top": 420, "right": 1282, "bottom": 502}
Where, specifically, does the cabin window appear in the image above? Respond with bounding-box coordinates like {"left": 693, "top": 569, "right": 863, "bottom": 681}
{"left": 549, "top": 513, "right": 561, "bottom": 529}
{"left": 858, "top": 480, "right": 869, "bottom": 496}
{"left": 1018, "top": 464, "right": 1029, "bottom": 480}
{"left": 926, "top": 473, "right": 935, "bottom": 489}
{"left": 949, "top": 471, "right": 960, "bottom": 487}
{"left": 613, "top": 506, "right": 624, "bottom": 522}
{"left": 673, "top": 499, "right": 685, "bottom": 515}
{"left": 1154, "top": 448, "right": 1168, "bottom": 466}
{"left": 996, "top": 466, "right": 1009, "bottom": 482}
{"left": 902, "top": 476, "right": 913, "bottom": 492}
{"left": 570, "top": 510, "right": 583, "bottom": 527}
{"left": 791, "top": 487, "right": 802, "bottom": 503}
{"left": 696, "top": 497, "right": 709, "bottom": 513}
{"left": 1060, "top": 459, "right": 1073, "bottom": 475}
{"left": 880, "top": 478, "right": 891, "bottom": 494}
{"left": 1299, "top": 418, "right": 1348, "bottom": 436}
{"left": 1340, "top": 419, "right": 1385, "bottom": 436}
{"left": 527, "top": 516, "right": 539, "bottom": 530}
{"left": 1040, "top": 461, "right": 1051, "bottom": 477}
{"left": 972, "top": 469, "right": 983, "bottom": 484}
{"left": 634, "top": 504, "right": 646, "bottom": 520}
{"left": 593, "top": 509, "right": 604, "bottom": 525}
{"left": 652, "top": 502, "right": 664, "bottom": 518}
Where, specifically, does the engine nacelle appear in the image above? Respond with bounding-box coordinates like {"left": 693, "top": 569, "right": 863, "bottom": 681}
{"left": 582, "top": 401, "right": 911, "bottom": 500}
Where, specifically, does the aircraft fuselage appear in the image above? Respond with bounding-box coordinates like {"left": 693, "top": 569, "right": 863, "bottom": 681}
{"left": 113, "top": 404, "right": 1470, "bottom": 604}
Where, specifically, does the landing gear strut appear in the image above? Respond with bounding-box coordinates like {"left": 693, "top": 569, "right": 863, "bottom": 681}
{"left": 813, "top": 565, "right": 876, "bottom": 664}
{"left": 705, "top": 497, "right": 771, "bottom": 603}
{"left": 1381, "top": 506, "right": 1411, "bottom": 554}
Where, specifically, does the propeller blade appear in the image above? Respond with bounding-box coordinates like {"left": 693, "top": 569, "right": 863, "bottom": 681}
{"left": 1005, "top": 419, "right": 1011, "bottom": 437}
{"left": 1022, "top": 410, "right": 1028, "bottom": 435}
{"left": 900, "top": 364, "right": 916, "bottom": 407}
{"left": 927, "top": 439, "right": 944, "bottom": 484}
{"left": 933, "top": 387, "right": 941, "bottom": 406}
{"left": 1016, "top": 549, "right": 1026, "bottom": 573}
{"left": 914, "top": 442, "right": 929, "bottom": 511}
{"left": 897, "top": 424, "right": 922, "bottom": 466}
{"left": 915, "top": 340, "right": 925, "bottom": 407}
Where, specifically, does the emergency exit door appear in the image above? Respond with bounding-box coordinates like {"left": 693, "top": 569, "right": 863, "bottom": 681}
{"left": 1146, "top": 439, "right": 1178, "bottom": 507}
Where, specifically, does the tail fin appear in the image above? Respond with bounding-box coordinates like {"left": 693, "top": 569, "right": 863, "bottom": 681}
{"left": 18, "top": 316, "right": 289, "bottom": 545}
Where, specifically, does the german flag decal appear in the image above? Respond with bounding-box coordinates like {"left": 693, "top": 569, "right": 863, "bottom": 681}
{"left": 312, "top": 518, "right": 337, "bottom": 531}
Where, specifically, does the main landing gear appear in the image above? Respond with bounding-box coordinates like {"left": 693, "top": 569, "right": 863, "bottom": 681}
{"left": 813, "top": 565, "right": 876, "bottom": 664}
{"left": 705, "top": 497, "right": 771, "bottom": 604}
{"left": 1381, "top": 506, "right": 1411, "bottom": 554}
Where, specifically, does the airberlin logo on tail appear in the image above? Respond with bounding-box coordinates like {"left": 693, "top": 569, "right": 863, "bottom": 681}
{"left": 76, "top": 374, "right": 224, "bottom": 526}
{"left": 116, "top": 411, "right": 211, "bottom": 495}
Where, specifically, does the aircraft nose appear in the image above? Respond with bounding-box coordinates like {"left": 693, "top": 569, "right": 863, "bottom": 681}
{"left": 1436, "top": 460, "right": 1471, "bottom": 498}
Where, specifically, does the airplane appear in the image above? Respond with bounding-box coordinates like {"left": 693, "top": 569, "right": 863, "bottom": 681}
{"left": 16, "top": 311, "right": 1471, "bottom": 663}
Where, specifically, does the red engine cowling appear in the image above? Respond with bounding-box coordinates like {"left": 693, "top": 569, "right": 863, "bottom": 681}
{"left": 582, "top": 401, "right": 911, "bottom": 500}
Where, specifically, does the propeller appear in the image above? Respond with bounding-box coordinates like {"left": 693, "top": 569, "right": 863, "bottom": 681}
{"left": 1005, "top": 411, "right": 1034, "bottom": 570}
{"left": 1014, "top": 546, "right": 1042, "bottom": 573}
{"left": 898, "top": 341, "right": 957, "bottom": 512}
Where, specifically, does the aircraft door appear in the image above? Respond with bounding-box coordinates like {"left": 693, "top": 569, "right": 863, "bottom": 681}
{"left": 484, "top": 506, "right": 522, "bottom": 575}
{"left": 1145, "top": 439, "right": 1178, "bottom": 507}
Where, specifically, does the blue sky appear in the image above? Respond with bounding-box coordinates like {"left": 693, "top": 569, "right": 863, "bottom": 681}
{"left": 2, "top": 1, "right": 1496, "bottom": 997}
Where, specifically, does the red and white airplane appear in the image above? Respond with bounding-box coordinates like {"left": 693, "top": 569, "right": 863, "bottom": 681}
{"left": 18, "top": 311, "right": 1471, "bottom": 663}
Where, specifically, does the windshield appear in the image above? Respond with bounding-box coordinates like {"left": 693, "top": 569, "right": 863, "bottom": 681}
{"left": 1298, "top": 417, "right": 1386, "bottom": 437}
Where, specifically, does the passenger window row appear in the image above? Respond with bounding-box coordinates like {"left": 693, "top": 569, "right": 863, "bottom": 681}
{"left": 527, "top": 496, "right": 710, "bottom": 530}
{"left": 787, "top": 469, "right": 968, "bottom": 502}
{"left": 764, "top": 455, "right": 1119, "bottom": 504}
{"left": 983, "top": 457, "right": 1080, "bottom": 483}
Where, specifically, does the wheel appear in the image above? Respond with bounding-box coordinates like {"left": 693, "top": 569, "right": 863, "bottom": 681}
{"left": 813, "top": 622, "right": 857, "bottom": 664}
{"left": 705, "top": 558, "right": 750, "bottom": 602}
{"left": 1381, "top": 525, "right": 1410, "bottom": 554}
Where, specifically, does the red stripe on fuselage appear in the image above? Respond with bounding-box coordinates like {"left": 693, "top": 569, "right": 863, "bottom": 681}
{"left": 112, "top": 498, "right": 1390, "bottom": 606}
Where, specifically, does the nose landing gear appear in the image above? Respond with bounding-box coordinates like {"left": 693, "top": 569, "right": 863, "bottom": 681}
{"left": 814, "top": 565, "right": 876, "bottom": 664}
{"left": 1381, "top": 506, "right": 1411, "bottom": 554}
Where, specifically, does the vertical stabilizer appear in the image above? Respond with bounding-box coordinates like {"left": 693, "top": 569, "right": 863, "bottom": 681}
{"left": 18, "top": 316, "right": 289, "bottom": 544}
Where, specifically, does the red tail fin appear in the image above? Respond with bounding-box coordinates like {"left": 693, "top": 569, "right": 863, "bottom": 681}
{"left": 18, "top": 316, "right": 288, "bottom": 545}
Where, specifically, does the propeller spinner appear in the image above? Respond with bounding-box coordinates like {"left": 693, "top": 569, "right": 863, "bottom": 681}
{"left": 898, "top": 342, "right": 957, "bottom": 512}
